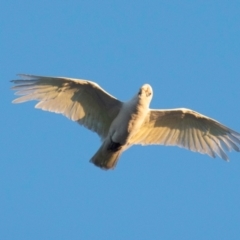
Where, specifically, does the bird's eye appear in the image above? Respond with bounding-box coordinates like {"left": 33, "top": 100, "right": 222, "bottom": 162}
{"left": 138, "top": 90, "right": 142, "bottom": 96}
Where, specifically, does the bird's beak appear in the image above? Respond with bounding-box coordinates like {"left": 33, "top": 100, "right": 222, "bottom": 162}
{"left": 145, "top": 89, "right": 151, "bottom": 97}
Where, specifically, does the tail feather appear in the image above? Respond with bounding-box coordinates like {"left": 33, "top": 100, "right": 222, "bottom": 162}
{"left": 90, "top": 141, "right": 123, "bottom": 170}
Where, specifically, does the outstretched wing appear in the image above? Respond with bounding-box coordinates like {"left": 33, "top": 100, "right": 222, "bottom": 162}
{"left": 129, "top": 108, "right": 240, "bottom": 160}
{"left": 11, "top": 74, "right": 122, "bottom": 139}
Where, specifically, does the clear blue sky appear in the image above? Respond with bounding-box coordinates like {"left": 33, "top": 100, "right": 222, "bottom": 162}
{"left": 1, "top": 1, "right": 240, "bottom": 239}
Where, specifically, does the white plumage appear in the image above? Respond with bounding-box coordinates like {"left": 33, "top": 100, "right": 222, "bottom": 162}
{"left": 11, "top": 74, "right": 240, "bottom": 169}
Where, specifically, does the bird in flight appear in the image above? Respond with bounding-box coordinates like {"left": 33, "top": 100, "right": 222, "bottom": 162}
{"left": 11, "top": 74, "right": 240, "bottom": 170}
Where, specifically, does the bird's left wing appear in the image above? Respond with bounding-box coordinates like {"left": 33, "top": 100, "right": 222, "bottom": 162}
{"left": 11, "top": 74, "right": 122, "bottom": 139}
{"left": 129, "top": 108, "right": 240, "bottom": 160}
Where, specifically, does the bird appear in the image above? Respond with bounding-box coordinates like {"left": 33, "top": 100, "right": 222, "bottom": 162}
{"left": 11, "top": 74, "right": 240, "bottom": 170}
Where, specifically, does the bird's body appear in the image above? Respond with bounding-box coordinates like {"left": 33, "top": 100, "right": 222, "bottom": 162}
{"left": 11, "top": 74, "right": 240, "bottom": 170}
{"left": 90, "top": 84, "right": 152, "bottom": 168}
{"left": 109, "top": 85, "right": 152, "bottom": 145}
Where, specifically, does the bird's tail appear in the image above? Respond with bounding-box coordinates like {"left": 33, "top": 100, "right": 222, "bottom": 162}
{"left": 90, "top": 140, "right": 123, "bottom": 170}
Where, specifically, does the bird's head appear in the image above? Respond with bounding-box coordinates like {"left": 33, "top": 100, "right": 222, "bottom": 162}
{"left": 137, "top": 84, "right": 153, "bottom": 105}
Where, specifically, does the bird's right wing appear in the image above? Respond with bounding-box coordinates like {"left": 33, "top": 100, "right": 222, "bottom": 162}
{"left": 129, "top": 108, "right": 240, "bottom": 160}
{"left": 11, "top": 74, "right": 122, "bottom": 139}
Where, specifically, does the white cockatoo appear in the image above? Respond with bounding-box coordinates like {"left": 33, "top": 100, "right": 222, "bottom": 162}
{"left": 11, "top": 74, "right": 240, "bottom": 169}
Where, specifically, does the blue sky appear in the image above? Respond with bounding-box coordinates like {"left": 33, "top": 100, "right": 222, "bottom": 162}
{"left": 1, "top": 1, "right": 240, "bottom": 239}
